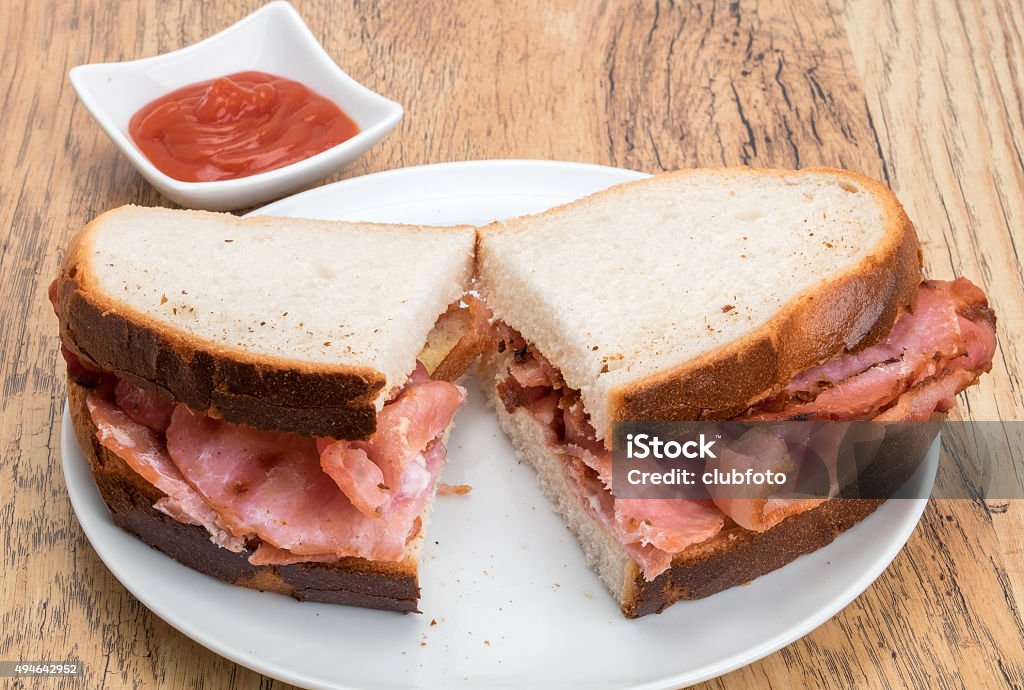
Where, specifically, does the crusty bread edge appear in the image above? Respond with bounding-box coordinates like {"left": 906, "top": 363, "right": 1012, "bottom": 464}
{"left": 476, "top": 168, "right": 923, "bottom": 439}
{"left": 480, "top": 360, "right": 885, "bottom": 618}
{"left": 57, "top": 206, "right": 476, "bottom": 440}
{"left": 68, "top": 377, "right": 424, "bottom": 613}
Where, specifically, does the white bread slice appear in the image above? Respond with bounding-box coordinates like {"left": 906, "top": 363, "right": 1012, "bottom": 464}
{"left": 55, "top": 206, "right": 475, "bottom": 438}
{"left": 476, "top": 168, "right": 921, "bottom": 441}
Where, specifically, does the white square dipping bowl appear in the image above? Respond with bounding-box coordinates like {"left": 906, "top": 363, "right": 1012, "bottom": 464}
{"left": 69, "top": 1, "right": 403, "bottom": 211}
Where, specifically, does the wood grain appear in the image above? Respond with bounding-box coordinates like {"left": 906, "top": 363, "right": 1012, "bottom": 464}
{"left": 0, "top": 1, "right": 1020, "bottom": 688}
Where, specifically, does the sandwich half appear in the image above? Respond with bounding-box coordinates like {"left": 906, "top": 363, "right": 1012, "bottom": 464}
{"left": 476, "top": 168, "right": 997, "bottom": 617}
{"left": 53, "top": 206, "right": 483, "bottom": 613}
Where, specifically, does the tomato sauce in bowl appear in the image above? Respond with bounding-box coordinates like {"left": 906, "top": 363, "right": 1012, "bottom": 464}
{"left": 128, "top": 71, "right": 360, "bottom": 182}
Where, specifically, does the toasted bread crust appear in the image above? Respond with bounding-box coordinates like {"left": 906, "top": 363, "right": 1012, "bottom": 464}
{"left": 56, "top": 208, "right": 394, "bottom": 440}
{"left": 620, "top": 498, "right": 882, "bottom": 617}
{"left": 68, "top": 379, "right": 421, "bottom": 613}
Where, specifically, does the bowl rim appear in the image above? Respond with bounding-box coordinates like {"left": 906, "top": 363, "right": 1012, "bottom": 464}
{"left": 67, "top": 0, "right": 403, "bottom": 192}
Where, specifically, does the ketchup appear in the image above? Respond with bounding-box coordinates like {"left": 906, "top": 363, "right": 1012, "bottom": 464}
{"left": 128, "top": 71, "right": 360, "bottom": 182}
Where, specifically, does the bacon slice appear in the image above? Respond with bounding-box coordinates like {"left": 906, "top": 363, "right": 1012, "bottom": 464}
{"left": 165, "top": 407, "right": 447, "bottom": 561}
{"left": 746, "top": 279, "right": 996, "bottom": 420}
{"left": 707, "top": 426, "right": 825, "bottom": 532}
{"left": 248, "top": 544, "right": 341, "bottom": 566}
{"left": 316, "top": 364, "right": 464, "bottom": 517}
{"left": 613, "top": 498, "right": 724, "bottom": 556}
{"left": 319, "top": 443, "right": 388, "bottom": 518}
{"left": 508, "top": 356, "right": 552, "bottom": 388}
{"left": 247, "top": 544, "right": 339, "bottom": 565}
{"left": 497, "top": 377, "right": 550, "bottom": 412}
{"left": 561, "top": 457, "right": 675, "bottom": 579}
{"left": 782, "top": 281, "right": 962, "bottom": 397}
{"left": 874, "top": 369, "right": 978, "bottom": 421}
{"left": 356, "top": 373, "right": 466, "bottom": 492}
{"left": 114, "top": 380, "right": 175, "bottom": 433}
{"left": 563, "top": 444, "right": 612, "bottom": 487}
{"left": 87, "top": 394, "right": 245, "bottom": 552}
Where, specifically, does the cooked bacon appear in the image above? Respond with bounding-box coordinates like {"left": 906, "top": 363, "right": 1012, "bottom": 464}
{"left": 247, "top": 544, "right": 341, "bottom": 566}
{"left": 409, "top": 359, "right": 432, "bottom": 384}
{"left": 60, "top": 345, "right": 114, "bottom": 389}
{"left": 529, "top": 391, "right": 562, "bottom": 426}
{"left": 781, "top": 281, "right": 962, "bottom": 397}
{"left": 561, "top": 457, "right": 721, "bottom": 579}
{"left": 319, "top": 443, "right": 388, "bottom": 518}
{"left": 947, "top": 278, "right": 997, "bottom": 372}
{"left": 496, "top": 377, "right": 550, "bottom": 412}
{"left": 494, "top": 321, "right": 528, "bottom": 354}
{"left": 613, "top": 498, "right": 724, "bottom": 556}
{"left": 708, "top": 426, "right": 825, "bottom": 532}
{"left": 745, "top": 279, "right": 996, "bottom": 421}
{"left": 561, "top": 457, "right": 674, "bottom": 579}
{"left": 563, "top": 444, "right": 612, "bottom": 487}
{"left": 356, "top": 374, "right": 465, "bottom": 492}
{"left": 561, "top": 398, "right": 602, "bottom": 451}
{"left": 874, "top": 368, "right": 978, "bottom": 421}
{"left": 496, "top": 326, "right": 725, "bottom": 578}
{"left": 165, "top": 407, "right": 447, "bottom": 561}
{"left": 317, "top": 365, "right": 463, "bottom": 516}
{"left": 114, "top": 380, "right": 175, "bottom": 433}
{"left": 508, "top": 356, "right": 552, "bottom": 388}
{"left": 87, "top": 393, "right": 245, "bottom": 552}
{"left": 82, "top": 358, "right": 461, "bottom": 564}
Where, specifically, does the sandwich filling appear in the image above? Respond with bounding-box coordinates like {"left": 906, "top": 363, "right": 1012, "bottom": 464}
{"left": 56, "top": 290, "right": 490, "bottom": 566}
{"left": 491, "top": 278, "right": 997, "bottom": 581}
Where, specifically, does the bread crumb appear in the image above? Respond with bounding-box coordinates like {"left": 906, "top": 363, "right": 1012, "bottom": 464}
{"left": 438, "top": 483, "right": 472, "bottom": 496}
{"left": 430, "top": 619, "right": 437, "bottom": 626}
{"left": 484, "top": 640, "right": 490, "bottom": 647}
{"left": 721, "top": 304, "right": 734, "bottom": 313}
{"left": 159, "top": 294, "right": 168, "bottom": 305}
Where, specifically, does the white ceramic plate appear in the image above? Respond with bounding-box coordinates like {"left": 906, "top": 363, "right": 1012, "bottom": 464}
{"left": 62, "top": 160, "right": 935, "bottom": 690}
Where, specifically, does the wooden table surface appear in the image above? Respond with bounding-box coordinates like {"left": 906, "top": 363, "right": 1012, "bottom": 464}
{"left": 2, "top": 1, "right": 1022, "bottom": 688}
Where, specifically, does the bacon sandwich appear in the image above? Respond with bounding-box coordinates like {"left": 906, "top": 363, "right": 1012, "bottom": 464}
{"left": 53, "top": 206, "right": 483, "bottom": 613}
{"left": 476, "top": 168, "right": 997, "bottom": 617}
